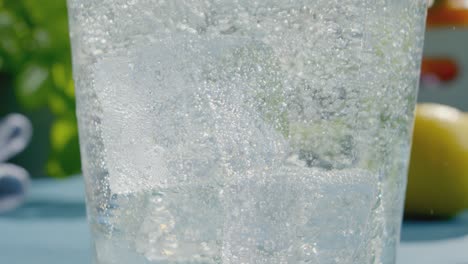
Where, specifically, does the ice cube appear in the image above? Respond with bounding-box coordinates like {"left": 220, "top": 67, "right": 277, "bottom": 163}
{"left": 94, "top": 36, "right": 289, "bottom": 194}
{"left": 94, "top": 55, "right": 170, "bottom": 194}
{"left": 221, "top": 164, "right": 379, "bottom": 264}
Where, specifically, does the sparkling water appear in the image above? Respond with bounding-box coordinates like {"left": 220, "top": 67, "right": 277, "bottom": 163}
{"left": 67, "top": 0, "right": 427, "bottom": 263}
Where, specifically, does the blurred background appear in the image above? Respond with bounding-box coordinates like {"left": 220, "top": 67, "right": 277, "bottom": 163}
{"left": 0, "top": 0, "right": 467, "bottom": 263}
{"left": 406, "top": 0, "right": 468, "bottom": 219}
{"left": 0, "top": 0, "right": 79, "bottom": 179}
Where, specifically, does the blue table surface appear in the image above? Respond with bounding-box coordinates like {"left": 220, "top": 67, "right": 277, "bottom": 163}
{"left": 1, "top": 176, "right": 467, "bottom": 264}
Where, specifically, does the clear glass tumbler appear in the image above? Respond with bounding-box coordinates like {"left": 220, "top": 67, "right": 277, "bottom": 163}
{"left": 67, "top": 1, "right": 427, "bottom": 263}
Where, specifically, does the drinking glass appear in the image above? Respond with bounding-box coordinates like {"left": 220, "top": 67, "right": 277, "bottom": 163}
{"left": 67, "top": 1, "right": 427, "bottom": 263}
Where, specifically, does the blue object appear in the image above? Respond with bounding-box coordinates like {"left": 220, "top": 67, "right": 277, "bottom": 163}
{"left": 0, "top": 176, "right": 467, "bottom": 263}
{"left": 0, "top": 164, "right": 30, "bottom": 213}
{"left": 0, "top": 114, "right": 32, "bottom": 162}
{"left": 0, "top": 114, "right": 33, "bottom": 213}
{"left": 0, "top": 174, "right": 24, "bottom": 199}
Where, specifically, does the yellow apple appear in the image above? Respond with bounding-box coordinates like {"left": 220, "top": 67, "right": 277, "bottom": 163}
{"left": 405, "top": 103, "right": 468, "bottom": 218}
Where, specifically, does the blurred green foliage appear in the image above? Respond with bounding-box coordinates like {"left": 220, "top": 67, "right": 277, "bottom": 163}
{"left": 0, "top": 0, "right": 80, "bottom": 177}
